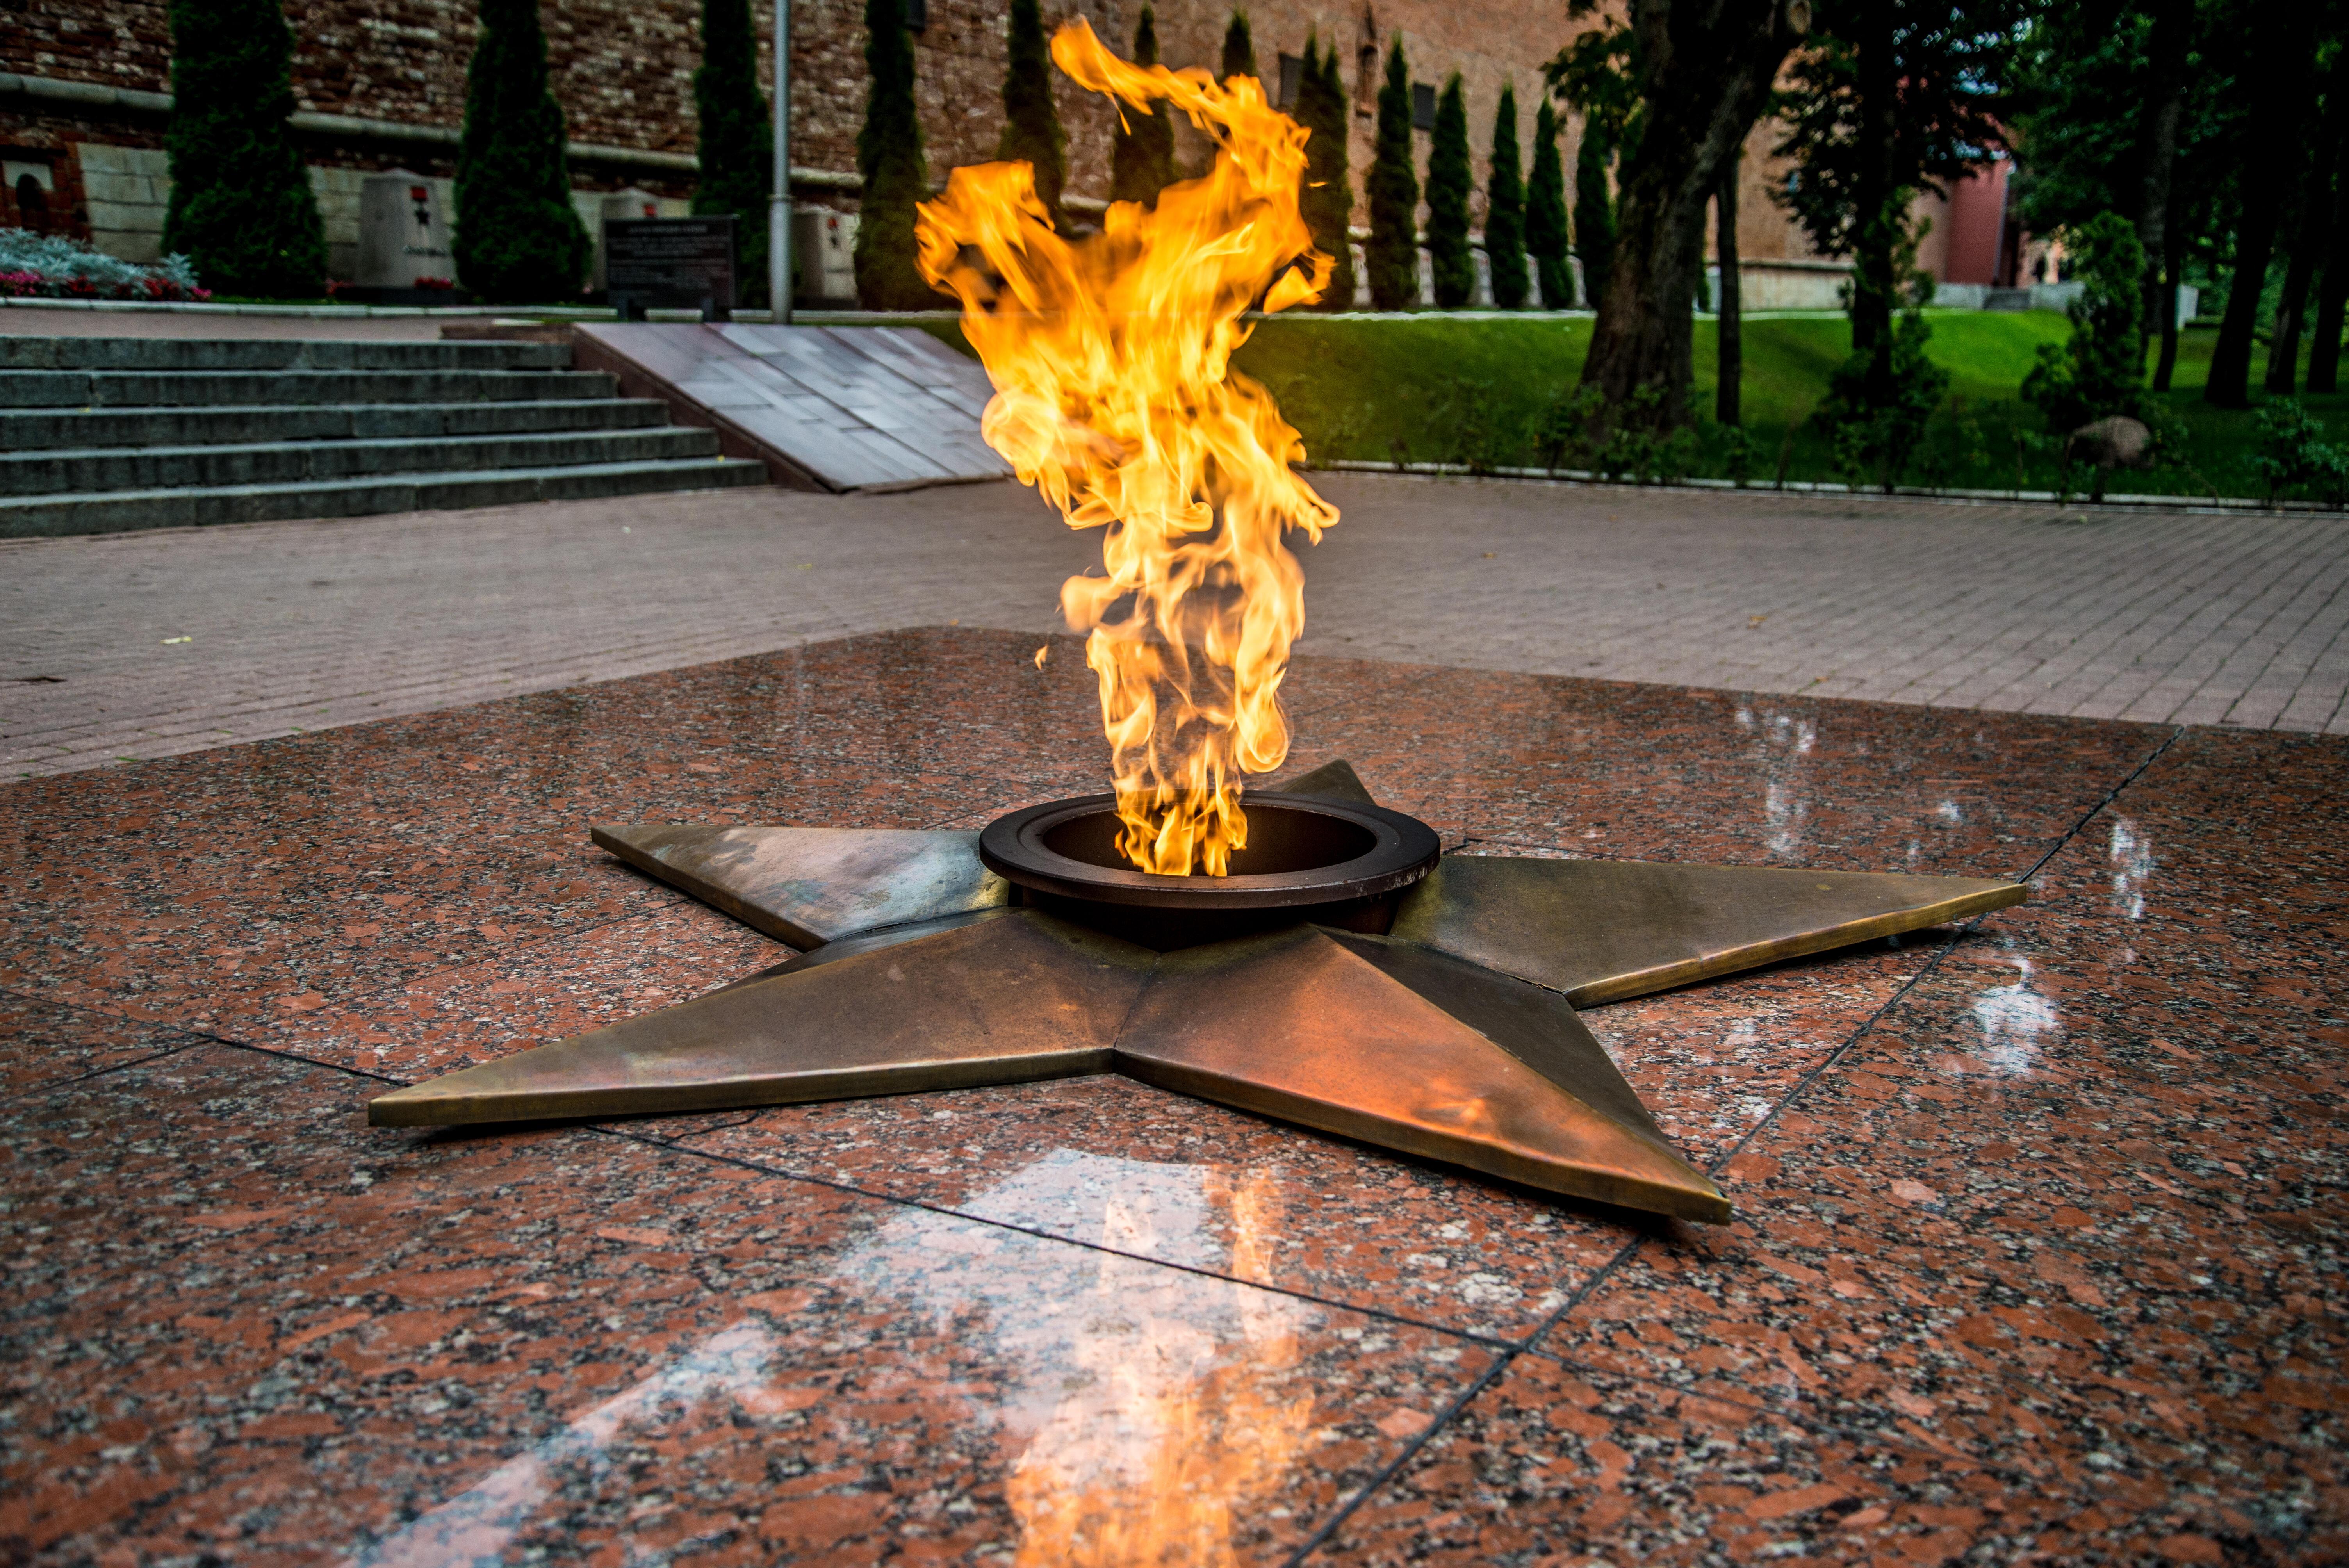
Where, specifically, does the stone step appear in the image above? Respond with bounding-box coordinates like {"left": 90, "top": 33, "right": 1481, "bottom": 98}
{"left": 0, "top": 335, "right": 572, "bottom": 372}
{"left": 0, "top": 457, "right": 769, "bottom": 538}
{"left": 0, "top": 367, "right": 616, "bottom": 409}
{"left": 0, "top": 427, "right": 725, "bottom": 496}
{"left": 0, "top": 398, "right": 674, "bottom": 451}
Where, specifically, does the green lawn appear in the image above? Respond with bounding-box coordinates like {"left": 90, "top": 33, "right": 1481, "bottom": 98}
{"left": 895, "top": 309, "right": 2345, "bottom": 503}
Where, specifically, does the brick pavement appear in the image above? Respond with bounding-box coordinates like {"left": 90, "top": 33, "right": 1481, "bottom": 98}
{"left": 5, "top": 472, "right": 2345, "bottom": 778}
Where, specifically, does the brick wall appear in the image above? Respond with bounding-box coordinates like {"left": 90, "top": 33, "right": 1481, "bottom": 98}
{"left": 3, "top": 0, "right": 1859, "bottom": 289}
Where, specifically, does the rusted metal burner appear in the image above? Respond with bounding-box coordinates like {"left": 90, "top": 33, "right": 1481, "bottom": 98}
{"left": 980, "top": 790, "right": 1441, "bottom": 948}
{"left": 369, "top": 758, "right": 2028, "bottom": 1225}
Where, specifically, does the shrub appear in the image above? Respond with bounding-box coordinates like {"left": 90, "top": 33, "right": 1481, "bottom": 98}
{"left": 454, "top": 0, "right": 593, "bottom": 303}
{"left": 1425, "top": 75, "right": 1474, "bottom": 308}
{"left": 1365, "top": 39, "right": 1419, "bottom": 310}
{"left": 1109, "top": 5, "right": 1176, "bottom": 208}
{"left": 0, "top": 230, "right": 209, "bottom": 300}
{"left": 1590, "top": 387, "right": 1699, "bottom": 482}
{"left": 1221, "top": 11, "right": 1256, "bottom": 80}
{"left": 2021, "top": 210, "right": 2147, "bottom": 433}
{"left": 854, "top": 0, "right": 935, "bottom": 308}
{"left": 998, "top": 0, "right": 1067, "bottom": 230}
{"left": 161, "top": 0, "right": 326, "bottom": 298}
{"left": 693, "top": 0, "right": 774, "bottom": 307}
{"left": 1484, "top": 83, "right": 1529, "bottom": 310}
{"left": 1524, "top": 100, "right": 1571, "bottom": 307}
{"left": 2253, "top": 399, "right": 2349, "bottom": 506}
{"left": 1295, "top": 36, "right": 1356, "bottom": 311}
{"left": 1811, "top": 206, "right": 1948, "bottom": 490}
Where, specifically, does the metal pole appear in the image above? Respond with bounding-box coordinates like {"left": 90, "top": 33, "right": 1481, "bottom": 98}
{"left": 769, "top": 0, "right": 791, "bottom": 323}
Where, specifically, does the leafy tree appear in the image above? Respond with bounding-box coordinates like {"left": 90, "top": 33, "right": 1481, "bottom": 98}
{"left": 161, "top": 0, "right": 326, "bottom": 297}
{"left": 998, "top": 0, "right": 1067, "bottom": 230}
{"left": 2021, "top": 210, "right": 2147, "bottom": 429}
{"left": 1525, "top": 99, "right": 1572, "bottom": 306}
{"left": 854, "top": 0, "right": 934, "bottom": 308}
{"left": 1485, "top": 82, "right": 1529, "bottom": 308}
{"left": 1547, "top": 0, "right": 1795, "bottom": 429}
{"left": 693, "top": 0, "right": 773, "bottom": 307}
{"left": 1110, "top": 4, "right": 1177, "bottom": 207}
{"left": 1296, "top": 36, "right": 1358, "bottom": 310}
{"left": 1223, "top": 11, "right": 1256, "bottom": 81}
{"left": 1365, "top": 37, "right": 1420, "bottom": 310}
{"left": 1773, "top": 0, "right": 2025, "bottom": 383}
{"left": 2014, "top": 0, "right": 2193, "bottom": 352}
{"left": 1811, "top": 212, "right": 1948, "bottom": 489}
{"left": 453, "top": 0, "right": 592, "bottom": 303}
{"left": 2205, "top": 0, "right": 2325, "bottom": 405}
{"left": 1426, "top": 75, "right": 1475, "bottom": 306}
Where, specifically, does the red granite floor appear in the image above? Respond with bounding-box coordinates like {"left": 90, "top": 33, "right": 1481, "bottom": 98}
{"left": 2, "top": 627, "right": 2339, "bottom": 1566}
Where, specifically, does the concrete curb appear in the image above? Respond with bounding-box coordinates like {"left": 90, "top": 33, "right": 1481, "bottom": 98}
{"left": 1313, "top": 460, "right": 2342, "bottom": 520}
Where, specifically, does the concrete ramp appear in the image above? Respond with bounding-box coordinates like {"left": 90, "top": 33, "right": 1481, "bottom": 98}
{"left": 573, "top": 322, "right": 1012, "bottom": 494}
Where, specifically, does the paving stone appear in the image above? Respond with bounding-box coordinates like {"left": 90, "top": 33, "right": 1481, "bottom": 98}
{"left": 5, "top": 464, "right": 2347, "bottom": 780}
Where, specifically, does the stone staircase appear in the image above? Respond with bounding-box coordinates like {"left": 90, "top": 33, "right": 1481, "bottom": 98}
{"left": 0, "top": 335, "right": 768, "bottom": 538}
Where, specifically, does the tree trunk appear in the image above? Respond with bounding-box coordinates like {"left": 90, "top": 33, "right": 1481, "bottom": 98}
{"left": 2268, "top": 226, "right": 2319, "bottom": 395}
{"left": 2153, "top": 221, "right": 2183, "bottom": 391}
{"left": 2134, "top": 0, "right": 2189, "bottom": 364}
{"left": 2313, "top": 253, "right": 2349, "bottom": 394}
{"left": 1581, "top": 0, "right": 1800, "bottom": 429}
{"left": 2208, "top": 0, "right": 2319, "bottom": 407}
{"left": 2311, "top": 159, "right": 2349, "bottom": 391}
{"left": 2274, "top": 47, "right": 2349, "bottom": 394}
{"left": 1848, "top": 0, "right": 1899, "bottom": 367}
{"left": 1717, "top": 155, "right": 1742, "bottom": 425}
{"left": 2310, "top": 51, "right": 2349, "bottom": 394}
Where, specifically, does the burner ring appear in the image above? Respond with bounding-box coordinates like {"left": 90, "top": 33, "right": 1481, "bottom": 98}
{"left": 979, "top": 791, "right": 1442, "bottom": 912}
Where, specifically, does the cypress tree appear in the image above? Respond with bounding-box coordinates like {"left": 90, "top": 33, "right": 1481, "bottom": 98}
{"left": 1525, "top": 98, "right": 1571, "bottom": 307}
{"left": 454, "top": 0, "right": 592, "bottom": 303}
{"left": 693, "top": 0, "right": 773, "bottom": 307}
{"left": 1365, "top": 38, "right": 1420, "bottom": 310}
{"left": 161, "top": 0, "right": 327, "bottom": 297}
{"left": 1110, "top": 4, "right": 1176, "bottom": 207}
{"left": 1573, "top": 121, "right": 1615, "bottom": 312}
{"left": 1297, "top": 37, "right": 1356, "bottom": 311}
{"left": 1485, "top": 82, "right": 1528, "bottom": 309}
{"left": 1222, "top": 12, "right": 1257, "bottom": 82}
{"left": 998, "top": 0, "right": 1067, "bottom": 229}
{"left": 1424, "top": 74, "right": 1473, "bottom": 307}
{"left": 854, "top": 0, "right": 932, "bottom": 308}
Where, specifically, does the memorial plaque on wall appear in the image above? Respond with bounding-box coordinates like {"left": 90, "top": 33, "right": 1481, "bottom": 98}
{"left": 606, "top": 216, "right": 736, "bottom": 319}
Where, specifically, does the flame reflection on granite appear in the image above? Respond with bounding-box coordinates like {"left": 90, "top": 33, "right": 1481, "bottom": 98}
{"left": 1736, "top": 704, "right": 1820, "bottom": 859}
{"left": 842, "top": 1151, "right": 1316, "bottom": 1567}
{"left": 1966, "top": 951, "right": 2062, "bottom": 1075}
{"left": 344, "top": 1151, "right": 1322, "bottom": 1567}
{"left": 2108, "top": 815, "right": 2155, "bottom": 920}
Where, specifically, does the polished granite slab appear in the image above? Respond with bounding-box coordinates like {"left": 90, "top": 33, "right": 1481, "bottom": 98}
{"left": 2, "top": 627, "right": 2339, "bottom": 1565}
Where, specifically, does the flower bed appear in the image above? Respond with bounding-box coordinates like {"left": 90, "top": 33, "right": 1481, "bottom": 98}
{"left": 0, "top": 230, "right": 210, "bottom": 302}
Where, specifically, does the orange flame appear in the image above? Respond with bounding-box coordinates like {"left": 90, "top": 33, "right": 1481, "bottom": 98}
{"left": 916, "top": 20, "right": 1337, "bottom": 875}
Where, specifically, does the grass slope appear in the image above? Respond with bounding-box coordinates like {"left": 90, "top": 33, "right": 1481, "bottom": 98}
{"left": 1233, "top": 311, "right": 2341, "bottom": 501}
{"left": 893, "top": 309, "right": 2340, "bottom": 502}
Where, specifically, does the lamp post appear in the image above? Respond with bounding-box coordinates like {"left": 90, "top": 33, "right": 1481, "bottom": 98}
{"left": 769, "top": 0, "right": 791, "bottom": 323}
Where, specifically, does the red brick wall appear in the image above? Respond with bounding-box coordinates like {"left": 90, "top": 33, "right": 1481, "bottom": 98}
{"left": 4, "top": 0, "right": 1581, "bottom": 205}
{"left": 2, "top": 0, "right": 1809, "bottom": 268}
